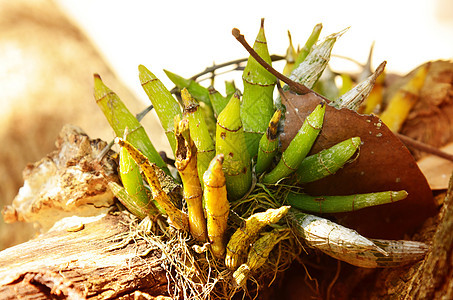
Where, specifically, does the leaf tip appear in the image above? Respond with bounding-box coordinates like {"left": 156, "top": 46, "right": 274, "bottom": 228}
{"left": 93, "top": 73, "right": 111, "bottom": 100}
{"left": 137, "top": 64, "right": 146, "bottom": 72}
{"left": 138, "top": 64, "right": 157, "bottom": 84}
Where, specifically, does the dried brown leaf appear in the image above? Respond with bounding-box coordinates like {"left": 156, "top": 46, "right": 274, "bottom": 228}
{"left": 280, "top": 90, "right": 437, "bottom": 239}
{"left": 398, "top": 60, "right": 453, "bottom": 159}
{"left": 417, "top": 142, "right": 453, "bottom": 190}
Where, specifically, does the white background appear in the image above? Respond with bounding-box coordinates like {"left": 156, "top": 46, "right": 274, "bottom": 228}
{"left": 57, "top": 0, "right": 453, "bottom": 102}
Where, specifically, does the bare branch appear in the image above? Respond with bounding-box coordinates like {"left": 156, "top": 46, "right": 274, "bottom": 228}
{"left": 397, "top": 133, "right": 453, "bottom": 163}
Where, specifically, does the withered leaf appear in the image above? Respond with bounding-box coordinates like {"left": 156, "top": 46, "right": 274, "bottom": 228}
{"left": 280, "top": 90, "right": 437, "bottom": 239}
{"left": 398, "top": 60, "right": 453, "bottom": 160}
{"left": 417, "top": 142, "right": 453, "bottom": 190}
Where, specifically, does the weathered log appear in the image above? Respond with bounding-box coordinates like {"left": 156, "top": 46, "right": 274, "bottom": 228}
{"left": 0, "top": 213, "right": 170, "bottom": 299}
{"left": 0, "top": 124, "right": 173, "bottom": 299}
{"left": 2, "top": 192, "right": 450, "bottom": 300}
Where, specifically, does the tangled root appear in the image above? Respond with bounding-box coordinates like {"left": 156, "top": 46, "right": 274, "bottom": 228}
{"left": 108, "top": 184, "right": 304, "bottom": 300}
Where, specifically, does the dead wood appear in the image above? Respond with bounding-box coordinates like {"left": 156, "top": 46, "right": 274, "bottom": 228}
{"left": 0, "top": 212, "right": 170, "bottom": 299}
{"left": 0, "top": 124, "right": 172, "bottom": 299}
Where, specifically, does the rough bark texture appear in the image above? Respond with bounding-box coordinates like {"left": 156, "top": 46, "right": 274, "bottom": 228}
{"left": 0, "top": 213, "right": 170, "bottom": 299}
{"left": 0, "top": 125, "right": 171, "bottom": 299}
{"left": 1, "top": 198, "right": 450, "bottom": 300}
{"left": 365, "top": 175, "right": 453, "bottom": 299}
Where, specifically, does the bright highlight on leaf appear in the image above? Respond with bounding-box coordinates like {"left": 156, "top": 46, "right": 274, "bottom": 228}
{"left": 241, "top": 18, "right": 277, "bottom": 157}
{"left": 203, "top": 154, "right": 229, "bottom": 258}
{"left": 139, "top": 65, "right": 182, "bottom": 153}
{"left": 215, "top": 93, "right": 252, "bottom": 200}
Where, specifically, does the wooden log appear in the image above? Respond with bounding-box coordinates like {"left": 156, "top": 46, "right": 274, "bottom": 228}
{"left": 0, "top": 212, "right": 170, "bottom": 299}
{"left": 0, "top": 124, "right": 173, "bottom": 299}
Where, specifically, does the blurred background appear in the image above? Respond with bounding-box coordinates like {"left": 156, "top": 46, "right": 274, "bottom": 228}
{"left": 1, "top": 0, "right": 452, "bottom": 249}
{"left": 57, "top": 0, "right": 453, "bottom": 95}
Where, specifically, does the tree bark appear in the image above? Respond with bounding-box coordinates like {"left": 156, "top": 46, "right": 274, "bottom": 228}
{"left": 0, "top": 212, "right": 170, "bottom": 299}
{"left": 365, "top": 174, "right": 453, "bottom": 299}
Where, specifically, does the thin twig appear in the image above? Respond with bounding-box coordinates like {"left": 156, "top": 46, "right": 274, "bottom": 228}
{"left": 231, "top": 27, "right": 453, "bottom": 165}
{"left": 189, "top": 55, "right": 285, "bottom": 81}
{"left": 159, "top": 151, "right": 175, "bottom": 167}
{"left": 136, "top": 105, "right": 153, "bottom": 122}
{"left": 197, "top": 66, "right": 244, "bottom": 83}
{"left": 397, "top": 133, "right": 453, "bottom": 163}
{"left": 190, "top": 57, "right": 247, "bottom": 81}
{"left": 331, "top": 54, "right": 365, "bottom": 68}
